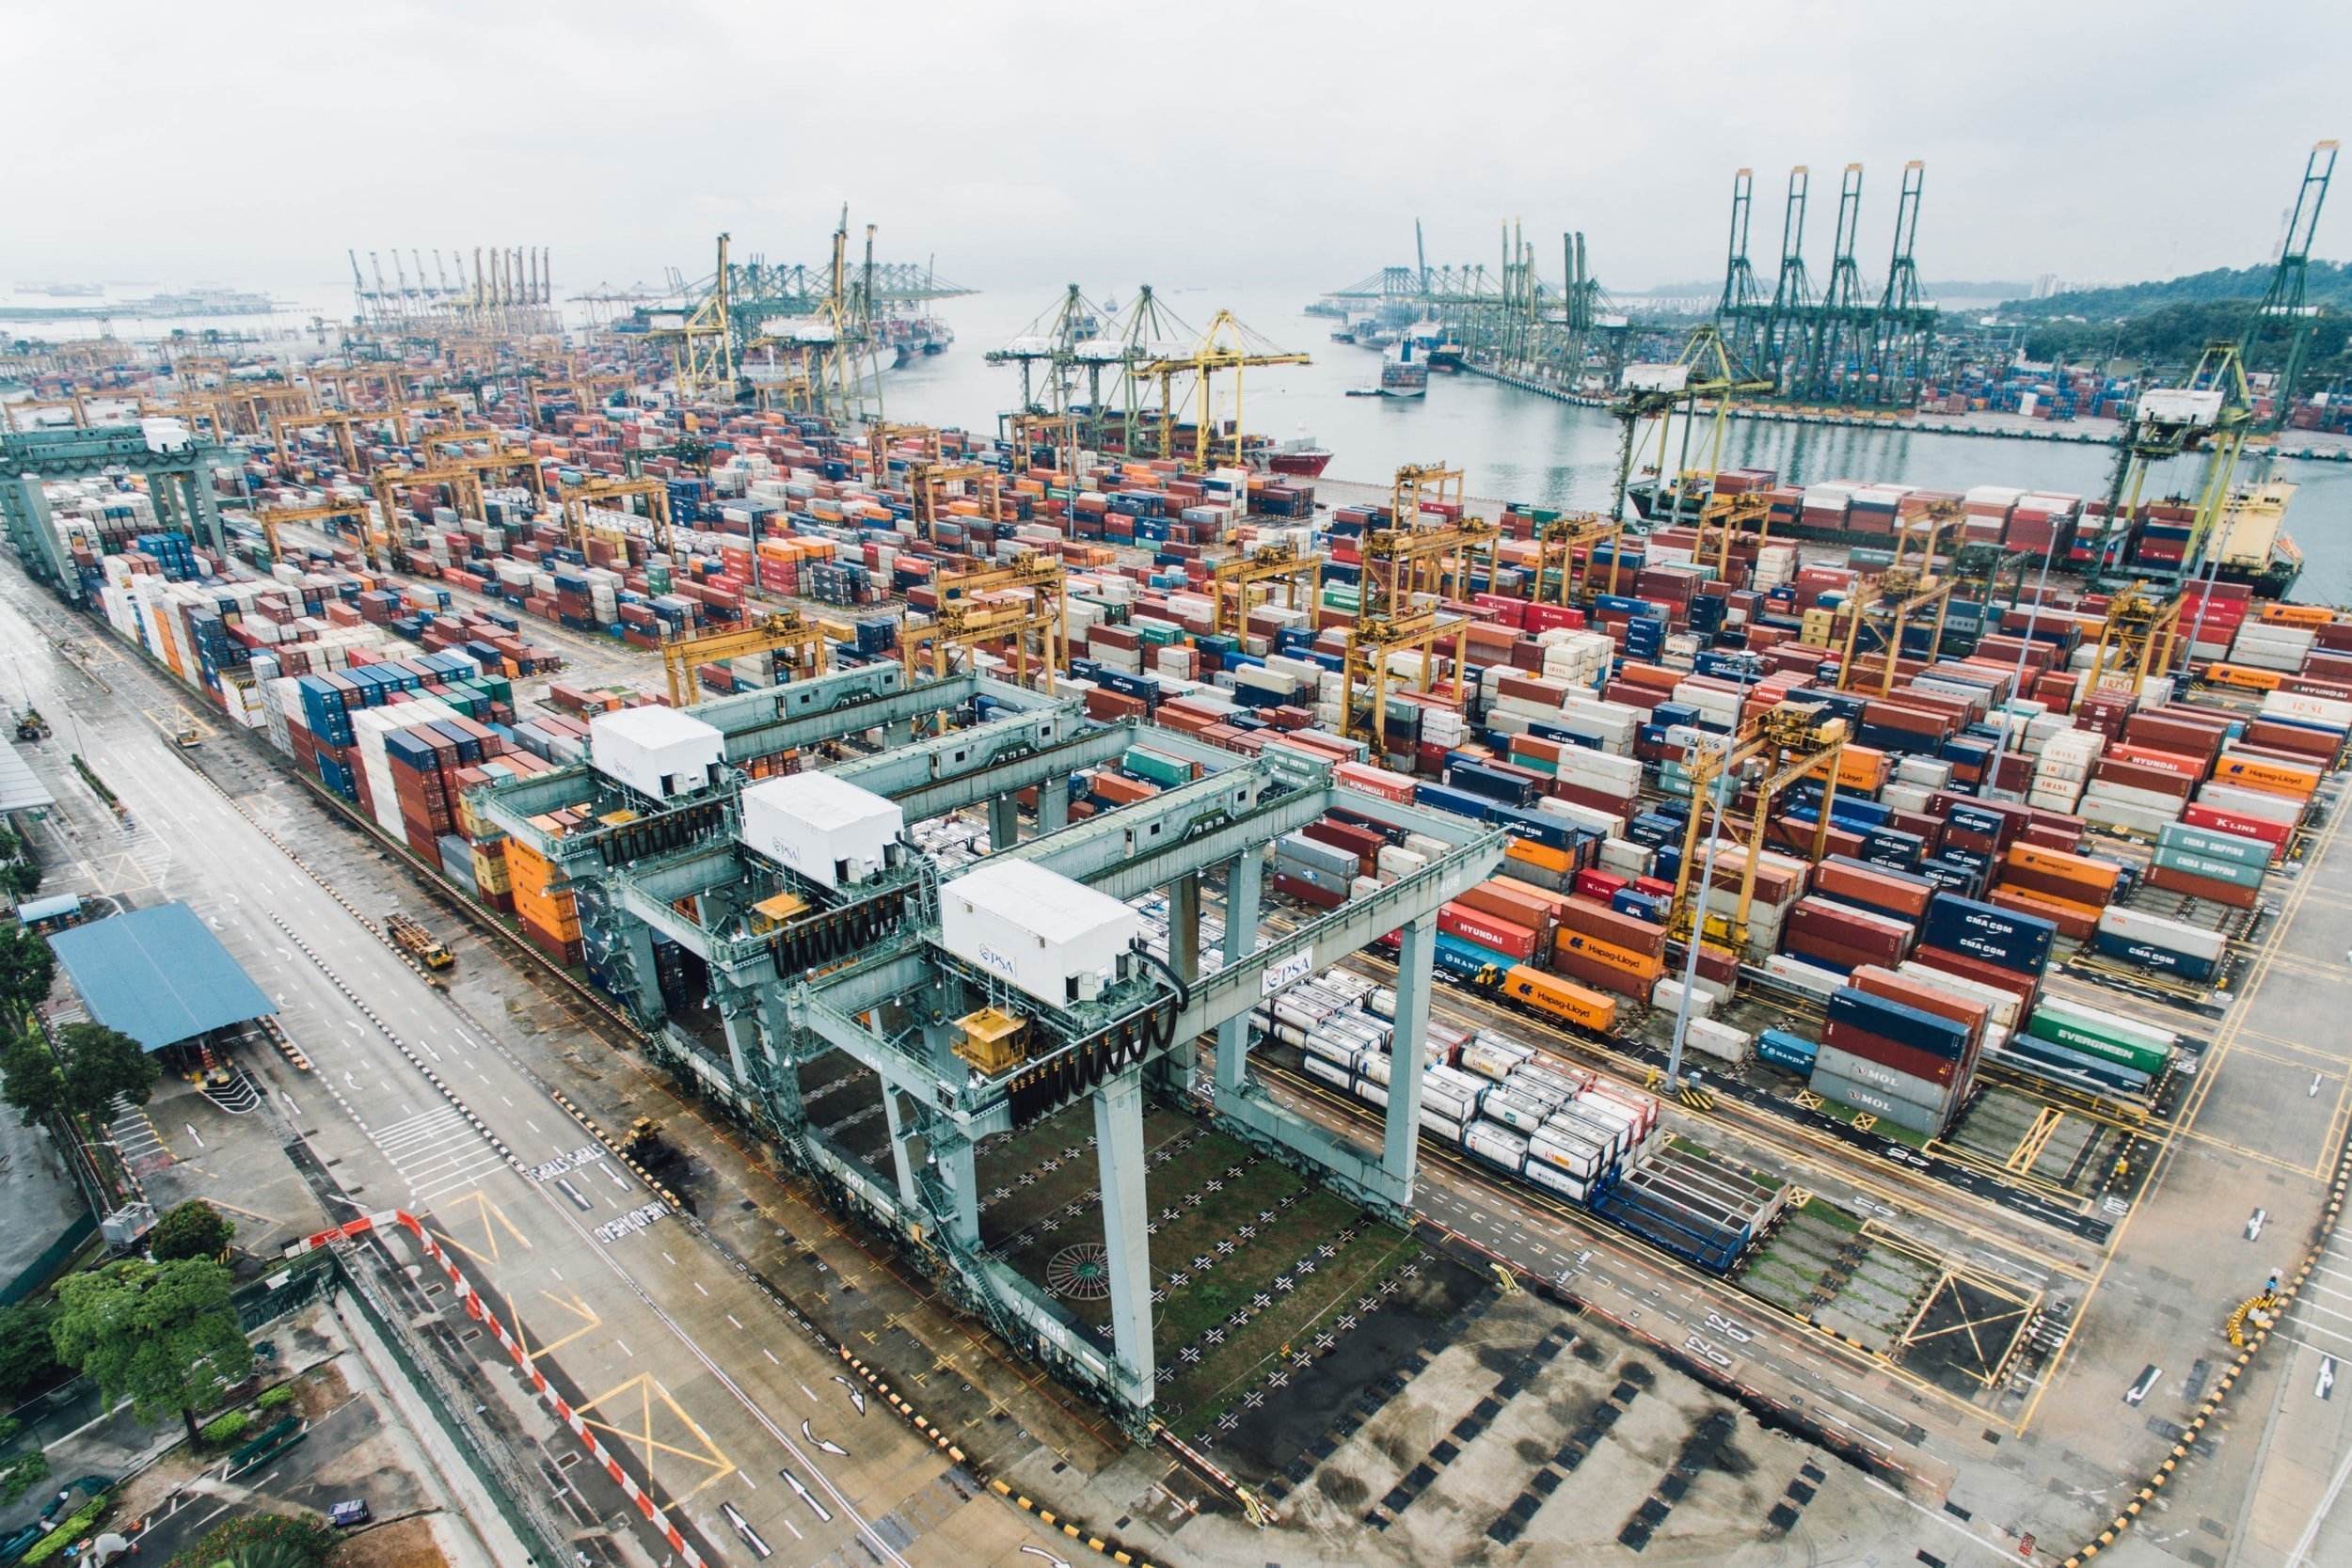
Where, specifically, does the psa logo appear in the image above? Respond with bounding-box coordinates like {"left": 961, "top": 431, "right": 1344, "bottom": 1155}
{"left": 976, "top": 944, "right": 1019, "bottom": 980}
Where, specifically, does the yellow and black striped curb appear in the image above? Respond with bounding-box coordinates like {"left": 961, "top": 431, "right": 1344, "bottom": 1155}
{"left": 2058, "top": 1145, "right": 2352, "bottom": 1564}
{"left": 833, "top": 1347, "right": 1168, "bottom": 1568}
{"left": 546, "top": 1087, "right": 683, "bottom": 1212}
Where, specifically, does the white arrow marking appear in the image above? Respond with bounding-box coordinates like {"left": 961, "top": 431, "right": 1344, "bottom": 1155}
{"left": 800, "top": 1420, "right": 847, "bottom": 1457}
{"left": 2319, "top": 1357, "right": 2338, "bottom": 1401}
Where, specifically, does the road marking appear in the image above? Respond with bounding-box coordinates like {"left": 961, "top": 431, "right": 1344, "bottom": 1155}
{"left": 2125, "top": 1365, "right": 2162, "bottom": 1405}
{"left": 615, "top": 1338, "right": 633, "bottom": 1358}
{"left": 2249, "top": 1207, "right": 2270, "bottom": 1241}
{"left": 2320, "top": 1357, "right": 2338, "bottom": 1401}
{"left": 183, "top": 1124, "right": 204, "bottom": 1148}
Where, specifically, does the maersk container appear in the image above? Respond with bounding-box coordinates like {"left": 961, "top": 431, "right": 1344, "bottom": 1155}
{"left": 1920, "top": 892, "right": 2056, "bottom": 974}
{"left": 1757, "top": 1028, "right": 1820, "bottom": 1075}
{"left": 1825, "top": 988, "right": 1971, "bottom": 1061}
{"left": 1465, "top": 1122, "right": 1531, "bottom": 1176}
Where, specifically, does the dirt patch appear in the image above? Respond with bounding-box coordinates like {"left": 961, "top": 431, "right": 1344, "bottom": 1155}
{"left": 294, "top": 1361, "right": 355, "bottom": 1419}
{"left": 341, "top": 1513, "right": 449, "bottom": 1568}
{"left": 1319, "top": 1469, "right": 1369, "bottom": 1509}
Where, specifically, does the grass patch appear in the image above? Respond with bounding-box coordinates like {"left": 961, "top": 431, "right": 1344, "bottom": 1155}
{"left": 1164, "top": 1223, "right": 1421, "bottom": 1440}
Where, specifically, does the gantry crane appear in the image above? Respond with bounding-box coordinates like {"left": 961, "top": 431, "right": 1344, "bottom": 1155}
{"left": 3, "top": 395, "right": 91, "bottom": 432}
{"left": 661, "top": 610, "right": 838, "bottom": 705}
{"left": 561, "top": 476, "right": 674, "bottom": 558}
{"left": 906, "top": 461, "right": 1001, "bottom": 546}
{"left": 866, "top": 422, "right": 943, "bottom": 486}
{"left": 2246, "top": 141, "right": 2337, "bottom": 436}
{"left": 1391, "top": 463, "right": 1463, "bottom": 529}
{"left": 1212, "top": 541, "right": 1322, "bottom": 639}
{"left": 524, "top": 373, "right": 634, "bottom": 425}
{"left": 1608, "top": 325, "right": 1772, "bottom": 525}
{"left": 903, "top": 553, "right": 1068, "bottom": 690}
{"left": 370, "top": 463, "right": 486, "bottom": 568}
{"left": 134, "top": 397, "right": 233, "bottom": 442}
{"left": 2100, "top": 342, "right": 2256, "bottom": 583}
{"left": 1135, "top": 310, "right": 1310, "bottom": 467}
{"left": 1528, "top": 512, "right": 1631, "bottom": 606}
{"left": 644, "top": 233, "right": 737, "bottom": 398}
{"left": 268, "top": 407, "right": 380, "bottom": 473}
{"left": 1669, "top": 702, "right": 1848, "bottom": 952}
{"left": 1689, "top": 488, "right": 1772, "bottom": 588}
{"left": 243, "top": 498, "right": 376, "bottom": 565}
{"left": 1835, "top": 499, "right": 1962, "bottom": 694}
{"left": 2089, "top": 582, "right": 2185, "bottom": 699}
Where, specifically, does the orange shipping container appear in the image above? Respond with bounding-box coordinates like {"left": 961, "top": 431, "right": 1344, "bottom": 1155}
{"left": 1551, "top": 929, "right": 1666, "bottom": 986}
{"left": 2002, "top": 843, "right": 2122, "bottom": 896}
{"left": 1506, "top": 838, "right": 1574, "bottom": 877}
{"left": 2210, "top": 754, "right": 2320, "bottom": 799}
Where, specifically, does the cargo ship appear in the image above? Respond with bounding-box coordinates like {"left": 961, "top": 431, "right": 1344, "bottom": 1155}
{"left": 1628, "top": 468, "right": 2305, "bottom": 600}
{"left": 1380, "top": 343, "right": 1430, "bottom": 399}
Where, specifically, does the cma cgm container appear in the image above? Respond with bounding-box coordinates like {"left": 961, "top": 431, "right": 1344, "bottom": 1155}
{"left": 1919, "top": 893, "right": 2056, "bottom": 974}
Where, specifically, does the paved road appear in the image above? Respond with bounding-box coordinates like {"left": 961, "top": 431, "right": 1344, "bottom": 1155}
{"left": 0, "top": 570, "right": 1062, "bottom": 1568}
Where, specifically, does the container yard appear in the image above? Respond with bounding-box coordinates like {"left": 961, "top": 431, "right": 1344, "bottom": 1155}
{"left": 6, "top": 160, "right": 2352, "bottom": 1567}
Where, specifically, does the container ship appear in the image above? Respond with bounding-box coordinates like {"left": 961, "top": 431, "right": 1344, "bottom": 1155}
{"left": 1629, "top": 467, "right": 2305, "bottom": 600}
{"left": 1380, "top": 342, "right": 1430, "bottom": 398}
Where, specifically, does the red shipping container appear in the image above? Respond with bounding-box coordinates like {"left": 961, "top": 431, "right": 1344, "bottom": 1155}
{"left": 1575, "top": 869, "right": 1629, "bottom": 903}
{"left": 1812, "top": 860, "right": 1934, "bottom": 918}
{"left": 2143, "top": 862, "right": 2262, "bottom": 910}
{"left": 1821, "top": 1021, "right": 1961, "bottom": 1086}
{"left": 1457, "top": 881, "right": 1560, "bottom": 936}
{"left": 1912, "top": 945, "right": 2042, "bottom": 1012}
{"left": 1439, "top": 903, "right": 1541, "bottom": 960}
{"left": 2179, "top": 803, "right": 2289, "bottom": 859}
{"left": 1554, "top": 895, "right": 1669, "bottom": 958}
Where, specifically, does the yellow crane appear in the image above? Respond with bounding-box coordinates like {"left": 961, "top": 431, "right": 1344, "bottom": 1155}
{"left": 1670, "top": 702, "right": 1848, "bottom": 952}
{"left": 1135, "top": 310, "right": 1310, "bottom": 467}
{"left": 560, "top": 476, "right": 674, "bottom": 558}
{"left": 1212, "top": 540, "right": 1321, "bottom": 638}
{"left": 1834, "top": 499, "right": 1961, "bottom": 694}
{"left": 2089, "top": 582, "right": 2185, "bottom": 700}
{"left": 244, "top": 499, "right": 376, "bottom": 565}
{"left": 662, "top": 610, "right": 838, "bottom": 705}
{"left": 865, "top": 421, "right": 942, "bottom": 486}
{"left": 370, "top": 463, "right": 487, "bottom": 569}
{"left": 904, "top": 553, "right": 1068, "bottom": 690}
{"left": 644, "top": 233, "right": 737, "bottom": 397}
{"left": 524, "top": 372, "right": 636, "bottom": 425}
{"left": 1529, "top": 512, "right": 1631, "bottom": 606}
{"left": 905, "top": 461, "right": 1001, "bottom": 545}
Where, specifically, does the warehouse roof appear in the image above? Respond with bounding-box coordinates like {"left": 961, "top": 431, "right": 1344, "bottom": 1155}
{"left": 47, "top": 902, "right": 275, "bottom": 1052}
{"left": 0, "top": 746, "right": 56, "bottom": 814}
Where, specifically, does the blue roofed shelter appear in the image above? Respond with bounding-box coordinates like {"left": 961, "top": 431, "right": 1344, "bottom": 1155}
{"left": 46, "top": 902, "right": 276, "bottom": 1051}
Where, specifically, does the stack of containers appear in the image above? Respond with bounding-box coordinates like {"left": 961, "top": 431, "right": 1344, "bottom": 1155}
{"left": 1910, "top": 892, "right": 2058, "bottom": 1022}
{"left": 1812, "top": 980, "right": 1979, "bottom": 1136}
{"left": 2228, "top": 615, "right": 2318, "bottom": 673}
{"left": 1549, "top": 894, "right": 1668, "bottom": 1001}
{"left": 2092, "top": 905, "right": 2230, "bottom": 983}
{"left": 1991, "top": 844, "right": 2123, "bottom": 939}
{"left": 2011, "top": 995, "right": 2176, "bottom": 1100}
{"left": 1272, "top": 830, "right": 1358, "bottom": 910}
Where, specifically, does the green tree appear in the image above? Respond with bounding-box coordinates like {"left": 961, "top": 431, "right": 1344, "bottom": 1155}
{"left": 0, "top": 1298, "right": 62, "bottom": 1402}
{"left": 50, "top": 1258, "right": 253, "bottom": 1447}
{"left": 53, "top": 1022, "right": 158, "bottom": 1124}
{"left": 0, "top": 1034, "right": 63, "bottom": 1128}
{"left": 0, "top": 923, "right": 56, "bottom": 1020}
{"left": 165, "top": 1511, "right": 341, "bottom": 1568}
{"left": 150, "top": 1201, "right": 236, "bottom": 1263}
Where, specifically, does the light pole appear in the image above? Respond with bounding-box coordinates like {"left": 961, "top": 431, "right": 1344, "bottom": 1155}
{"left": 1987, "top": 534, "right": 2058, "bottom": 798}
{"left": 1663, "top": 656, "right": 1760, "bottom": 1092}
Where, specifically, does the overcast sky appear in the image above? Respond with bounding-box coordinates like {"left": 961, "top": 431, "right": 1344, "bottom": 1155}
{"left": 10, "top": 1, "right": 2347, "bottom": 305}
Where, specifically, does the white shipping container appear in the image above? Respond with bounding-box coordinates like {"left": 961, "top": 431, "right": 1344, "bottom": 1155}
{"left": 1683, "top": 1017, "right": 1752, "bottom": 1065}
{"left": 2095, "top": 905, "right": 2228, "bottom": 962}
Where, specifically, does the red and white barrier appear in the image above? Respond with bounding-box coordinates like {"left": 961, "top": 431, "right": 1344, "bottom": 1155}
{"left": 291, "top": 1212, "right": 707, "bottom": 1567}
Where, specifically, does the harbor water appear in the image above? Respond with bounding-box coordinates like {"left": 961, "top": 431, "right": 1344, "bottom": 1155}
{"left": 885, "top": 288, "right": 2352, "bottom": 605}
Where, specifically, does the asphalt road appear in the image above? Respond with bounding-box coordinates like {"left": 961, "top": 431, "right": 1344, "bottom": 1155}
{"left": 0, "top": 569, "right": 1052, "bottom": 1568}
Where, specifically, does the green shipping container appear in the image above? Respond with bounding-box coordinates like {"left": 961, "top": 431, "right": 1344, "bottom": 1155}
{"left": 2156, "top": 824, "right": 2270, "bottom": 871}
{"left": 2025, "top": 1011, "right": 2172, "bottom": 1078}
{"left": 1122, "top": 746, "right": 1195, "bottom": 788}
{"left": 2151, "top": 846, "right": 2265, "bottom": 890}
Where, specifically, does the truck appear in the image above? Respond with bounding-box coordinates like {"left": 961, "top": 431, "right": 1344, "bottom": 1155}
{"left": 384, "top": 911, "right": 454, "bottom": 971}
